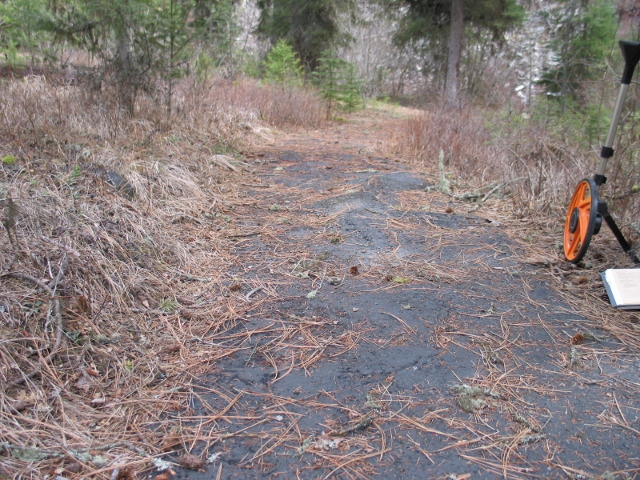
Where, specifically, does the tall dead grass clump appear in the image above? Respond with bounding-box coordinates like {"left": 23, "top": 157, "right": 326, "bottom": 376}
{"left": 0, "top": 75, "right": 236, "bottom": 479}
{"left": 396, "top": 106, "right": 600, "bottom": 218}
{"left": 0, "top": 75, "right": 325, "bottom": 149}
{"left": 198, "top": 77, "right": 326, "bottom": 129}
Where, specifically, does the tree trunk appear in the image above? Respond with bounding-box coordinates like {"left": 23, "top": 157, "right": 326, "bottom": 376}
{"left": 445, "top": 0, "right": 464, "bottom": 105}
{"left": 116, "top": 26, "right": 136, "bottom": 116}
{"left": 559, "top": 0, "right": 579, "bottom": 115}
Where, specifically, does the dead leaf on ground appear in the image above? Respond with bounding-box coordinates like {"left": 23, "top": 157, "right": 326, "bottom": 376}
{"left": 314, "top": 434, "right": 344, "bottom": 451}
{"left": 161, "top": 427, "right": 183, "bottom": 451}
{"left": 11, "top": 400, "right": 31, "bottom": 412}
{"left": 65, "top": 462, "right": 83, "bottom": 474}
{"left": 116, "top": 469, "right": 135, "bottom": 480}
{"left": 570, "top": 276, "right": 589, "bottom": 285}
{"left": 571, "top": 333, "right": 584, "bottom": 345}
{"left": 177, "top": 453, "right": 204, "bottom": 471}
{"left": 392, "top": 276, "right": 411, "bottom": 284}
{"left": 11, "top": 391, "right": 36, "bottom": 412}
{"left": 77, "top": 295, "right": 91, "bottom": 313}
{"left": 163, "top": 344, "right": 181, "bottom": 354}
{"left": 75, "top": 372, "right": 94, "bottom": 391}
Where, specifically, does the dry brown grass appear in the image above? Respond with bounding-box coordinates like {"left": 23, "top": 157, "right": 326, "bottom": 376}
{"left": 202, "top": 78, "right": 326, "bottom": 130}
{"left": 392, "top": 103, "right": 640, "bottom": 241}
{"left": 0, "top": 73, "right": 325, "bottom": 479}
{"left": 0, "top": 75, "right": 325, "bottom": 145}
{"left": 393, "top": 107, "right": 593, "bottom": 217}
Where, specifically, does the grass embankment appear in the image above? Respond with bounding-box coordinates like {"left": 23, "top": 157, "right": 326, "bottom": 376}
{"left": 0, "top": 74, "right": 324, "bottom": 478}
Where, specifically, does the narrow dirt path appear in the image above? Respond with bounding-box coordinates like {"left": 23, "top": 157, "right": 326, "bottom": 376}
{"left": 177, "top": 108, "right": 640, "bottom": 480}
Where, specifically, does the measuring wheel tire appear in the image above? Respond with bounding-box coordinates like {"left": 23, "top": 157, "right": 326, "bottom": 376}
{"left": 564, "top": 178, "right": 599, "bottom": 263}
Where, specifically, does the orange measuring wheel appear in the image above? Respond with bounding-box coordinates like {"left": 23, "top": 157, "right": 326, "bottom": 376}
{"left": 564, "top": 178, "right": 600, "bottom": 263}
{"left": 561, "top": 41, "right": 640, "bottom": 265}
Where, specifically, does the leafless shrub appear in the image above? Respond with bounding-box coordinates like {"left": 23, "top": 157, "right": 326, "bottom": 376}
{"left": 201, "top": 78, "right": 326, "bottom": 129}
{"left": 0, "top": 75, "right": 324, "bottom": 151}
{"left": 394, "top": 106, "right": 598, "bottom": 218}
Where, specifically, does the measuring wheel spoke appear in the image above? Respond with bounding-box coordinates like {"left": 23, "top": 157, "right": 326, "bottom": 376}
{"left": 567, "top": 231, "right": 580, "bottom": 256}
{"left": 578, "top": 197, "right": 592, "bottom": 209}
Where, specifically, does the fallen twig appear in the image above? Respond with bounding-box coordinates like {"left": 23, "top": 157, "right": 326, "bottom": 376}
{"left": 330, "top": 412, "right": 378, "bottom": 437}
{"left": 245, "top": 287, "right": 263, "bottom": 302}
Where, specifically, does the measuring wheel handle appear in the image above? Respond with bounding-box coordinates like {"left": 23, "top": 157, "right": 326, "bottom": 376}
{"left": 620, "top": 41, "right": 640, "bottom": 85}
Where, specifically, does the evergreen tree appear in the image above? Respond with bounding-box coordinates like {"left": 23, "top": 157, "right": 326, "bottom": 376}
{"left": 0, "top": 0, "right": 237, "bottom": 115}
{"left": 390, "top": 0, "right": 524, "bottom": 103}
{"left": 33, "top": 0, "right": 181, "bottom": 113}
{"left": 256, "top": 0, "right": 355, "bottom": 71}
{"left": 540, "top": 0, "right": 617, "bottom": 113}
{"left": 263, "top": 38, "right": 304, "bottom": 87}
{"left": 313, "top": 49, "right": 363, "bottom": 118}
{"left": 192, "top": 0, "right": 239, "bottom": 73}
{"left": 341, "top": 62, "right": 363, "bottom": 111}
{"left": 0, "top": 0, "right": 53, "bottom": 68}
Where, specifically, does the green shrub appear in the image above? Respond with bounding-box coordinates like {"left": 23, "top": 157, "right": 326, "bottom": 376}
{"left": 263, "top": 39, "right": 303, "bottom": 88}
{"left": 312, "top": 49, "right": 363, "bottom": 118}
